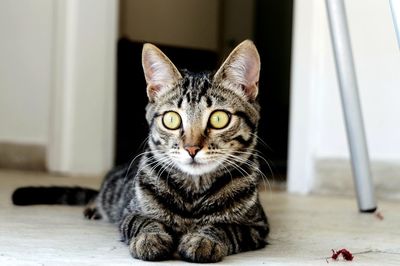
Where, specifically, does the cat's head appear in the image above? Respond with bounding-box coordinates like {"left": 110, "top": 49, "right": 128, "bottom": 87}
{"left": 142, "top": 40, "right": 261, "bottom": 176}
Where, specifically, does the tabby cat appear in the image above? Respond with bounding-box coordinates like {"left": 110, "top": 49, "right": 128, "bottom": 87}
{"left": 12, "top": 40, "right": 269, "bottom": 263}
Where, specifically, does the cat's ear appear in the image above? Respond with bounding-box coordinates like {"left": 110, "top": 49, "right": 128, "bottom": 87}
{"left": 214, "top": 40, "right": 260, "bottom": 101}
{"left": 142, "top": 43, "right": 182, "bottom": 102}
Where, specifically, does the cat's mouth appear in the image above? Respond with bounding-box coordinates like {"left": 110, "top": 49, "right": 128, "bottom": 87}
{"left": 188, "top": 160, "right": 203, "bottom": 167}
{"left": 176, "top": 158, "right": 219, "bottom": 176}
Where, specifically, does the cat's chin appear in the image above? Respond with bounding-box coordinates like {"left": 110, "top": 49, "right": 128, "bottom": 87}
{"left": 176, "top": 161, "right": 219, "bottom": 176}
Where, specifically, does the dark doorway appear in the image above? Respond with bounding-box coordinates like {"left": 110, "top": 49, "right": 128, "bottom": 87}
{"left": 254, "top": 0, "right": 293, "bottom": 178}
{"left": 115, "top": 0, "right": 293, "bottom": 180}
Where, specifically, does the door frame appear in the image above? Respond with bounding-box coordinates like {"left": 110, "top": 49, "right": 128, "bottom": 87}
{"left": 47, "top": 0, "right": 118, "bottom": 176}
{"left": 287, "top": 0, "right": 327, "bottom": 193}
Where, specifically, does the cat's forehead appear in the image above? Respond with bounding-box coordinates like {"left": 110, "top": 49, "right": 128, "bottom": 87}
{"left": 177, "top": 70, "right": 213, "bottom": 107}
{"left": 155, "top": 70, "right": 239, "bottom": 114}
{"left": 148, "top": 69, "right": 253, "bottom": 119}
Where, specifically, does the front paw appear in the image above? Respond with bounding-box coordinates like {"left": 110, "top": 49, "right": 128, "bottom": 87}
{"left": 129, "top": 232, "right": 173, "bottom": 261}
{"left": 178, "top": 233, "right": 228, "bottom": 263}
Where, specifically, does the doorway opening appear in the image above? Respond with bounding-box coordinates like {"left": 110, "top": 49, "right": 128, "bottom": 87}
{"left": 115, "top": 0, "right": 293, "bottom": 181}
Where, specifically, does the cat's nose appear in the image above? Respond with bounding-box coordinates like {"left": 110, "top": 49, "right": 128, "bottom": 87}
{"left": 184, "top": 145, "right": 201, "bottom": 158}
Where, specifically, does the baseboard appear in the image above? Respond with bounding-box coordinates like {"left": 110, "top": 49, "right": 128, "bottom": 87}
{"left": 0, "top": 142, "right": 46, "bottom": 171}
{"left": 313, "top": 159, "right": 400, "bottom": 201}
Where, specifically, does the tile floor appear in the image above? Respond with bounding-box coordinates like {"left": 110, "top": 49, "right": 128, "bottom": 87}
{"left": 0, "top": 170, "right": 399, "bottom": 265}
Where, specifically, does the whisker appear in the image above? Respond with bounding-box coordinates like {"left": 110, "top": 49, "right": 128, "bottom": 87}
{"left": 219, "top": 148, "right": 275, "bottom": 183}
{"left": 133, "top": 153, "right": 170, "bottom": 180}
{"left": 222, "top": 153, "right": 272, "bottom": 193}
{"left": 123, "top": 148, "right": 166, "bottom": 180}
{"left": 157, "top": 158, "right": 175, "bottom": 181}
{"left": 249, "top": 132, "right": 273, "bottom": 151}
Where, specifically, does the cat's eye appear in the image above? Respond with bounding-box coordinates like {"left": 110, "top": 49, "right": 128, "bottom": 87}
{"left": 209, "top": 110, "right": 231, "bottom": 129}
{"left": 162, "top": 111, "right": 181, "bottom": 130}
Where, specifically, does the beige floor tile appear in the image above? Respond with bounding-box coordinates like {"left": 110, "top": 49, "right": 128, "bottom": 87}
{"left": 0, "top": 170, "right": 399, "bottom": 265}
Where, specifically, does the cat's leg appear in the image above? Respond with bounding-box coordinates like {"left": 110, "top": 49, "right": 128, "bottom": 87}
{"left": 83, "top": 200, "right": 102, "bottom": 220}
{"left": 178, "top": 223, "right": 268, "bottom": 263}
{"left": 119, "top": 213, "right": 175, "bottom": 261}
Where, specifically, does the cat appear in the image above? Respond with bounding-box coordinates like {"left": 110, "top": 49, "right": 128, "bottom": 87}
{"left": 12, "top": 40, "right": 269, "bottom": 263}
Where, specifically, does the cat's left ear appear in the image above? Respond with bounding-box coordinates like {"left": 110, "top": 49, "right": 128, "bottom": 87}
{"left": 142, "top": 43, "right": 182, "bottom": 102}
{"left": 214, "top": 40, "right": 260, "bottom": 101}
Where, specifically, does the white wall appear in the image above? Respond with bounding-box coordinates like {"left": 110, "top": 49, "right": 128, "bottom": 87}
{"left": 0, "top": 0, "right": 53, "bottom": 145}
{"left": 288, "top": 0, "right": 400, "bottom": 193}
{"left": 0, "top": 0, "right": 118, "bottom": 175}
{"left": 316, "top": 0, "right": 400, "bottom": 161}
{"left": 48, "top": 0, "right": 118, "bottom": 175}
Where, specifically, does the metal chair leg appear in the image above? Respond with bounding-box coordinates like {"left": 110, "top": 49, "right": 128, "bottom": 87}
{"left": 325, "top": 0, "right": 377, "bottom": 212}
{"left": 390, "top": 0, "right": 400, "bottom": 48}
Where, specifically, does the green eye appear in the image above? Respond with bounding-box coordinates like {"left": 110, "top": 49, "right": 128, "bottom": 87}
{"left": 209, "top": 110, "right": 230, "bottom": 129}
{"left": 162, "top": 111, "right": 181, "bottom": 130}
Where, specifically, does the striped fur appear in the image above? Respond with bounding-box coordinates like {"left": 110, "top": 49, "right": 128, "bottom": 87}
{"left": 91, "top": 40, "right": 269, "bottom": 262}
{"left": 11, "top": 40, "right": 269, "bottom": 262}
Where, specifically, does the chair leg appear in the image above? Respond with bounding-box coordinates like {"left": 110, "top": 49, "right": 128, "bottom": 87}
{"left": 325, "top": 0, "right": 377, "bottom": 212}
{"left": 390, "top": 0, "right": 400, "bottom": 48}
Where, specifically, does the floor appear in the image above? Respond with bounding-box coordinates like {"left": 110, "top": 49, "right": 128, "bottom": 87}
{"left": 1, "top": 170, "right": 399, "bottom": 266}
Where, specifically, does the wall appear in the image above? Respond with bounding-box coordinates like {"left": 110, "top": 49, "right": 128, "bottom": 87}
{"left": 48, "top": 0, "right": 118, "bottom": 175}
{"left": 0, "top": 0, "right": 118, "bottom": 175}
{"left": 119, "top": 0, "right": 219, "bottom": 51}
{"left": 316, "top": 0, "right": 400, "bottom": 161}
{"left": 221, "top": 0, "right": 255, "bottom": 57}
{"left": 0, "top": 0, "right": 53, "bottom": 145}
{"left": 289, "top": 0, "right": 400, "bottom": 193}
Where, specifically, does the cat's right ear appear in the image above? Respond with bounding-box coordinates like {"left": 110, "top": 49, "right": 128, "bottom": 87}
{"left": 213, "top": 40, "right": 260, "bottom": 101}
{"left": 142, "top": 44, "right": 182, "bottom": 103}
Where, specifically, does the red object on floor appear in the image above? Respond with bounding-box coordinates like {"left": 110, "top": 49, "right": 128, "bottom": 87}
{"left": 331, "top": 249, "right": 354, "bottom": 261}
{"left": 374, "top": 211, "right": 384, "bottom": 220}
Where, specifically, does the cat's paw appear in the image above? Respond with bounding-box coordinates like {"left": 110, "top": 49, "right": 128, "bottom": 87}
{"left": 83, "top": 207, "right": 102, "bottom": 220}
{"left": 129, "top": 232, "right": 173, "bottom": 261}
{"left": 178, "top": 233, "right": 228, "bottom": 263}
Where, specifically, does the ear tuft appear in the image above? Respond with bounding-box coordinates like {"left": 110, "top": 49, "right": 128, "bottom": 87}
{"left": 214, "top": 40, "right": 260, "bottom": 101}
{"left": 142, "top": 44, "right": 181, "bottom": 102}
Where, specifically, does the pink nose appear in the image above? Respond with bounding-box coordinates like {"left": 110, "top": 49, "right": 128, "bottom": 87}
{"left": 184, "top": 145, "right": 201, "bottom": 158}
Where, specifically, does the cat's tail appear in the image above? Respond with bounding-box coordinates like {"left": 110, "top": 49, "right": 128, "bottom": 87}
{"left": 12, "top": 186, "right": 98, "bottom": 206}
